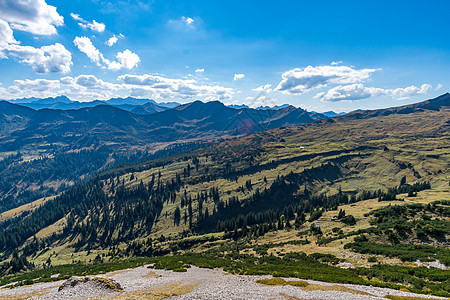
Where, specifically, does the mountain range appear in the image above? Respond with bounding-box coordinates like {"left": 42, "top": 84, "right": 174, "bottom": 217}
{"left": 0, "top": 99, "right": 327, "bottom": 149}
{"left": 0, "top": 98, "right": 327, "bottom": 211}
{"left": 5, "top": 96, "right": 347, "bottom": 116}
{"left": 5, "top": 96, "right": 179, "bottom": 113}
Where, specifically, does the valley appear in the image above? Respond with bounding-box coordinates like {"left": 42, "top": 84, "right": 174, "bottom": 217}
{"left": 0, "top": 99, "right": 325, "bottom": 213}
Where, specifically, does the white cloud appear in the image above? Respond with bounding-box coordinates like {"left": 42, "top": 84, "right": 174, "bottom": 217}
{"left": 106, "top": 34, "right": 123, "bottom": 46}
{"left": 195, "top": 68, "right": 204, "bottom": 73}
{"left": 435, "top": 83, "right": 443, "bottom": 91}
{"left": 70, "top": 13, "right": 105, "bottom": 32}
{"left": 246, "top": 92, "right": 277, "bottom": 108}
{"left": 118, "top": 74, "right": 194, "bottom": 86}
{"left": 0, "top": 0, "right": 64, "bottom": 35}
{"left": 275, "top": 64, "right": 378, "bottom": 95}
{"left": 0, "top": 73, "right": 235, "bottom": 102}
{"left": 0, "top": 19, "right": 17, "bottom": 46}
{"left": 14, "top": 78, "right": 60, "bottom": 92}
{"left": 315, "top": 83, "right": 432, "bottom": 102}
{"left": 3, "top": 78, "right": 61, "bottom": 98}
{"left": 331, "top": 61, "right": 342, "bottom": 66}
{"left": 0, "top": 75, "right": 123, "bottom": 100}
{"left": 73, "top": 74, "right": 119, "bottom": 90}
{"left": 74, "top": 36, "right": 140, "bottom": 70}
{"left": 0, "top": 42, "right": 72, "bottom": 73}
{"left": 107, "top": 36, "right": 118, "bottom": 46}
{"left": 182, "top": 16, "right": 194, "bottom": 25}
{"left": 389, "top": 84, "right": 432, "bottom": 100}
{"left": 107, "top": 49, "right": 140, "bottom": 70}
{"left": 73, "top": 36, "right": 103, "bottom": 65}
{"left": 252, "top": 84, "right": 272, "bottom": 93}
{"left": 118, "top": 74, "right": 234, "bottom": 100}
{"left": 168, "top": 16, "right": 196, "bottom": 30}
{"left": 314, "top": 84, "right": 384, "bottom": 102}
{"left": 233, "top": 73, "right": 245, "bottom": 81}
{"left": 0, "top": 3, "right": 71, "bottom": 73}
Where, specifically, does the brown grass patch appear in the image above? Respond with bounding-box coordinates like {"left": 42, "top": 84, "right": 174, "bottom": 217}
{"left": 142, "top": 271, "right": 161, "bottom": 278}
{"left": 0, "top": 291, "right": 49, "bottom": 300}
{"left": 300, "top": 284, "right": 374, "bottom": 296}
{"left": 91, "top": 277, "right": 123, "bottom": 292}
{"left": 256, "top": 278, "right": 287, "bottom": 285}
{"left": 107, "top": 269, "right": 130, "bottom": 277}
{"left": 279, "top": 294, "right": 309, "bottom": 300}
{"left": 286, "top": 280, "right": 308, "bottom": 287}
{"left": 384, "top": 295, "right": 445, "bottom": 300}
{"left": 256, "top": 278, "right": 309, "bottom": 288}
{"left": 111, "top": 282, "right": 199, "bottom": 300}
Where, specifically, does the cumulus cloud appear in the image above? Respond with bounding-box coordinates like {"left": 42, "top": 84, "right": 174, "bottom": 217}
{"left": 106, "top": 34, "right": 125, "bottom": 47}
{"left": 0, "top": 19, "right": 17, "bottom": 46}
{"left": 275, "top": 64, "right": 378, "bottom": 95}
{"left": 119, "top": 74, "right": 194, "bottom": 86}
{"left": 435, "top": 83, "right": 443, "bottom": 91}
{"left": 106, "top": 36, "right": 118, "bottom": 46}
{"left": 389, "top": 84, "right": 432, "bottom": 100}
{"left": 315, "top": 83, "right": 433, "bottom": 102}
{"left": 314, "top": 84, "right": 384, "bottom": 102}
{"left": 3, "top": 78, "right": 61, "bottom": 98}
{"left": 0, "top": 75, "right": 123, "bottom": 100}
{"left": 107, "top": 49, "right": 140, "bottom": 70}
{"left": 182, "top": 16, "right": 194, "bottom": 26}
{"left": 73, "top": 74, "right": 119, "bottom": 90}
{"left": 14, "top": 78, "right": 60, "bottom": 91}
{"left": 70, "top": 13, "right": 105, "bottom": 32}
{"left": 252, "top": 84, "right": 272, "bottom": 93}
{"left": 195, "top": 68, "right": 204, "bottom": 73}
{"left": 233, "top": 73, "right": 245, "bottom": 81}
{"left": 0, "top": 2, "right": 72, "bottom": 73}
{"left": 118, "top": 74, "right": 234, "bottom": 100}
{"left": 73, "top": 36, "right": 140, "bottom": 70}
{"left": 0, "top": 42, "right": 72, "bottom": 73}
{"left": 0, "top": 0, "right": 64, "bottom": 35}
{"left": 73, "top": 36, "right": 103, "bottom": 65}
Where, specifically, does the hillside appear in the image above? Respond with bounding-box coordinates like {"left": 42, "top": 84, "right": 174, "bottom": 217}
{"left": 0, "top": 100, "right": 326, "bottom": 213}
{"left": 0, "top": 94, "right": 448, "bottom": 296}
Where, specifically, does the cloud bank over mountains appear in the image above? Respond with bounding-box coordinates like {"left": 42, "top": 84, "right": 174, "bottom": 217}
{"left": 0, "top": 74, "right": 235, "bottom": 102}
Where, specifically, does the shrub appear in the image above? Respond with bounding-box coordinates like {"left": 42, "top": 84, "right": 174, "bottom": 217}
{"left": 256, "top": 277, "right": 287, "bottom": 285}
{"left": 287, "top": 280, "right": 309, "bottom": 287}
{"left": 368, "top": 256, "right": 377, "bottom": 263}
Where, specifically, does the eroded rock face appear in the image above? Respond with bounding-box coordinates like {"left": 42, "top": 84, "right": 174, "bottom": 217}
{"left": 58, "top": 276, "right": 122, "bottom": 292}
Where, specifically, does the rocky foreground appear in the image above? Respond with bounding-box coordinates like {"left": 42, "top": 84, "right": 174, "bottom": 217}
{"left": 0, "top": 265, "right": 446, "bottom": 300}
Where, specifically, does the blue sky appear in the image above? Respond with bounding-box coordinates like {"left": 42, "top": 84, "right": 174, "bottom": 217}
{"left": 0, "top": 0, "right": 448, "bottom": 112}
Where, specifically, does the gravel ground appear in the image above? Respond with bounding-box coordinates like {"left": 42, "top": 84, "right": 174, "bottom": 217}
{"left": 0, "top": 265, "right": 446, "bottom": 300}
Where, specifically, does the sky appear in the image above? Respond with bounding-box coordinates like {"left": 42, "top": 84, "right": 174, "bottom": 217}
{"left": 0, "top": 0, "right": 449, "bottom": 112}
